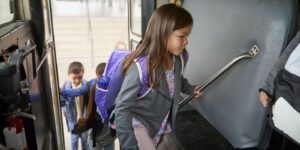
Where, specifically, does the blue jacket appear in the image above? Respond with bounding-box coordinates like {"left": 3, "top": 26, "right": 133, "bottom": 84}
{"left": 89, "top": 78, "right": 97, "bottom": 88}
{"left": 60, "top": 80, "right": 90, "bottom": 131}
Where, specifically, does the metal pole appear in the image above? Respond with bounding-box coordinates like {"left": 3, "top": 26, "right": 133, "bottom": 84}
{"left": 178, "top": 45, "right": 260, "bottom": 109}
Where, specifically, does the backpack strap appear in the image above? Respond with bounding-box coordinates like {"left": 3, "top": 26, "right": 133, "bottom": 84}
{"left": 86, "top": 82, "right": 97, "bottom": 121}
{"left": 180, "top": 50, "right": 189, "bottom": 75}
{"left": 134, "top": 51, "right": 189, "bottom": 98}
{"left": 63, "top": 81, "right": 72, "bottom": 90}
{"left": 134, "top": 56, "right": 151, "bottom": 99}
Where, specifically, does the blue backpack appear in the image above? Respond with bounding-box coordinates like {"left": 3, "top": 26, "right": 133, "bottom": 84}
{"left": 95, "top": 49, "right": 188, "bottom": 123}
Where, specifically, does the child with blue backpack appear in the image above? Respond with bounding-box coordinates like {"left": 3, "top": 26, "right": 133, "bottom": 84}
{"left": 60, "top": 61, "right": 89, "bottom": 150}
{"left": 114, "top": 4, "right": 202, "bottom": 149}
{"left": 89, "top": 63, "right": 107, "bottom": 88}
{"left": 73, "top": 62, "right": 116, "bottom": 150}
{"left": 88, "top": 62, "right": 116, "bottom": 150}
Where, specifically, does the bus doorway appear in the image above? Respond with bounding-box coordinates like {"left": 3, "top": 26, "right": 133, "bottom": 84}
{"left": 51, "top": 0, "right": 128, "bottom": 149}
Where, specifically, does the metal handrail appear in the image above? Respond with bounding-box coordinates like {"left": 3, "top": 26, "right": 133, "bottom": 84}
{"left": 178, "top": 45, "right": 260, "bottom": 109}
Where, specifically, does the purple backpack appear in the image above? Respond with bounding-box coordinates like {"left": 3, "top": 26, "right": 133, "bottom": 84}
{"left": 95, "top": 49, "right": 188, "bottom": 123}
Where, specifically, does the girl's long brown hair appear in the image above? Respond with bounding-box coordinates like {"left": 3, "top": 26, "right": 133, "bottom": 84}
{"left": 122, "top": 4, "right": 193, "bottom": 88}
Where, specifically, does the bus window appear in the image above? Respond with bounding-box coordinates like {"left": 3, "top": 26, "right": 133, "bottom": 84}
{"left": 0, "top": 0, "right": 14, "bottom": 25}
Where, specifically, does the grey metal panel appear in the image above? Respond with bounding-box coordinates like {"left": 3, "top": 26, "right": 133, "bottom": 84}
{"left": 183, "top": 0, "right": 297, "bottom": 148}
{"left": 30, "top": 76, "right": 48, "bottom": 150}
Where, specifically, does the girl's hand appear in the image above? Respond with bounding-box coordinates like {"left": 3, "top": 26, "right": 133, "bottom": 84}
{"left": 194, "top": 86, "right": 203, "bottom": 97}
{"left": 259, "top": 91, "right": 270, "bottom": 107}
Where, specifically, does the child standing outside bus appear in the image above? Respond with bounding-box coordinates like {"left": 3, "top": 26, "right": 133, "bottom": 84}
{"left": 89, "top": 63, "right": 106, "bottom": 88}
{"left": 74, "top": 62, "right": 116, "bottom": 150}
{"left": 60, "top": 61, "right": 89, "bottom": 150}
{"left": 88, "top": 62, "right": 116, "bottom": 150}
{"left": 114, "top": 4, "right": 202, "bottom": 149}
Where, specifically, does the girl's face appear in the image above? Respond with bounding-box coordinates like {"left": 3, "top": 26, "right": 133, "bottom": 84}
{"left": 167, "top": 24, "right": 193, "bottom": 56}
{"left": 69, "top": 71, "right": 84, "bottom": 87}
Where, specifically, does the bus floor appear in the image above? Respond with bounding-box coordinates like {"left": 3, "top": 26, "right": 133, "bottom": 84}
{"left": 175, "top": 106, "right": 300, "bottom": 150}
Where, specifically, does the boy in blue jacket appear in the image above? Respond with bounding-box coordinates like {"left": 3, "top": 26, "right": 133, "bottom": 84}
{"left": 60, "top": 61, "right": 89, "bottom": 150}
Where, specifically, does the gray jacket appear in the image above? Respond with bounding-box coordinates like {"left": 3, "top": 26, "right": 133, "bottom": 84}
{"left": 115, "top": 56, "right": 195, "bottom": 149}
{"left": 260, "top": 32, "right": 300, "bottom": 99}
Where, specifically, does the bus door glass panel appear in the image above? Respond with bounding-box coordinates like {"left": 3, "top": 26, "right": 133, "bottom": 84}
{"left": 0, "top": 0, "right": 14, "bottom": 25}
{"left": 128, "top": 0, "right": 142, "bottom": 50}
